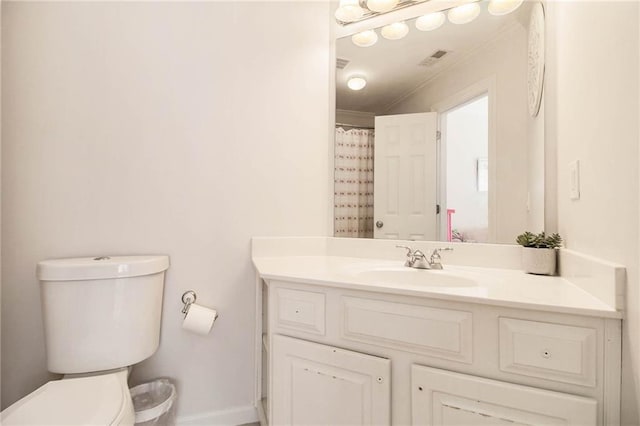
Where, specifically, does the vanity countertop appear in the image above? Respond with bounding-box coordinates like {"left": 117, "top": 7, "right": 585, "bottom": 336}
{"left": 253, "top": 255, "right": 621, "bottom": 319}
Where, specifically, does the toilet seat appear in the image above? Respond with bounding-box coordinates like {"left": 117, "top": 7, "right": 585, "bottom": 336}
{"left": 1, "top": 370, "right": 134, "bottom": 425}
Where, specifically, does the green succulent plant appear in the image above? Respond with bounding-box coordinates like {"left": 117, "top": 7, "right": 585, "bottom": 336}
{"left": 516, "top": 231, "right": 562, "bottom": 249}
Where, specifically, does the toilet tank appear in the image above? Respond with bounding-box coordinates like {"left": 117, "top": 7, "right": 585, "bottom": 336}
{"left": 37, "top": 255, "right": 170, "bottom": 374}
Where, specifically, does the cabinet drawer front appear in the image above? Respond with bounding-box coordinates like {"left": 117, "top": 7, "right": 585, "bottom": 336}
{"left": 341, "top": 297, "right": 472, "bottom": 363}
{"left": 499, "top": 318, "right": 597, "bottom": 387}
{"left": 411, "top": 365, "right": 597, "bottom": 426}
{"left": 275, "top": 288, "right": 325, "bottom": 335}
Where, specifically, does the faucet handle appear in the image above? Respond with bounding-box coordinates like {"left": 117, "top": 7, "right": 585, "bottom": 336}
{"left": 396, "top": 245, "right": 413, "bottom": 256}
{"left": 435, "top": 247, "right": 454, "bottom": 253}
{"left": 396, "top": 245, "right": 413, "bottom": 266}
{"left": 430, "top": 247, "right": 453, "bottom": 261}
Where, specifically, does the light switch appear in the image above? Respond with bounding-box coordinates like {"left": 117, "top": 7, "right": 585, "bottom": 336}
{"left": 569, "top": 160, "right": 580, "bottom": 200}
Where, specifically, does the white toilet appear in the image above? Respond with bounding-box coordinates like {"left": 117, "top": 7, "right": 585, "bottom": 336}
{"left": 1, "top": 255, "right": 170, "bottom": 426}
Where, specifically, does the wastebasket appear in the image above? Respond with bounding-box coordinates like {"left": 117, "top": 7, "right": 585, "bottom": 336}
{"left": 130, "top": 379, "right": 177, "bottom": 426}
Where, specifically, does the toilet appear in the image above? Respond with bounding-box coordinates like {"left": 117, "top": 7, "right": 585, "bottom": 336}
{"left": 1, "top": 255, "right": 170, "bottom": 426}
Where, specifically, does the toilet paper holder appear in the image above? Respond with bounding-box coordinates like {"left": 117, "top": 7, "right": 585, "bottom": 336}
{"left": 181, "top": 290, "right": 197, "bottom": 315}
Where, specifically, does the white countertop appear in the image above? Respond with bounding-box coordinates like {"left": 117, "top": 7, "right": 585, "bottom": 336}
{"left": 253, "top": 255, "right": 621, "bottom": 319}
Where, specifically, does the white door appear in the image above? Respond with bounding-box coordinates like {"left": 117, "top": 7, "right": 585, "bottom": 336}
{"left": 411, "top": 365, "right": 597, "bottom": 426}
{"left": 271, "top": 334, "right": 391, "bottom": 426}
{"left": 374, "top": 112, "right": 438, "bottom": 240}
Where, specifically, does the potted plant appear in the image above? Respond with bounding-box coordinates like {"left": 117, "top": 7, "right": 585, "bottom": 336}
{"left": 516, "top": 231, "right": 563, "bottom": 275}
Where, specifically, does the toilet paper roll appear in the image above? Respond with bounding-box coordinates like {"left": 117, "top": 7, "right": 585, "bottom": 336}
{"left": 183, "top": 303, "right": 218, "bottom": 335}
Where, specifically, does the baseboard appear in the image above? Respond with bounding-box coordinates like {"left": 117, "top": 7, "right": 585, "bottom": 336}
{"left": 177, "top": 404, "right": 258, "bottom": 426}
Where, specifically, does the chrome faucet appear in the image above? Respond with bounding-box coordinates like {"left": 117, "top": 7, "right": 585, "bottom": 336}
{"left": 428, "top": 247, "right": 453, "bottom": 270}
{"left": 396, "top": 246, "right": 453, "bottom": 270}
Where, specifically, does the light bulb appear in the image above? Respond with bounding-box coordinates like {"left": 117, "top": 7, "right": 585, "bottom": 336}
{"left": 347, "top": 76, "right": 367, "bottom": 91}
{"left": 352, "top": 30, "right": 379, "bottom": 47}
{"left": 381, "top": 21, "right": 409, "bottom": 40}
{"left": 415, "top": 12, "right": 446, "bottom": 31}
{"left": 488, "top": 0, "right": 524, "bottom": 16}
{"left": 366, "top": 0, "right": 399, "bottom": 13}
{"left": 447, "top": 2, "right": 481, "bottom": 25}
{"left": 335, "top": 0, "right": 364, "bottom": 23}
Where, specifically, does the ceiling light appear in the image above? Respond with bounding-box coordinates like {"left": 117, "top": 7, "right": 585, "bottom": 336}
{"left": 335, "top": 0, "right": 364, "bottom": 23}
{"left": 381, "top": 21, "right": 409, "bottom": 40}
{"left": 366, "top": 0, "right": 399, "bottom": 13}
{"left": 488, "top": 0, "right": 524, "bottom": 16}
{"left": 415, "top": 12, "right": 446, "bottom": 31}
{"left": 352, "top": 30, "right": 379, "bottom": 47}
{"left": 447, "top": 2, "right": 481, "bottom": 25}
{"left": 347, "top": 76, "right": 367, "bottom": 91}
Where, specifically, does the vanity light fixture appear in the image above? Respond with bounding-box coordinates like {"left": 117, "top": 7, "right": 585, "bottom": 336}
{"left": 335, "top": 0, "right": 365, "bottom": 23}
{"left": 366, "top": 0, "right": 399, "bottom": 13}
{"left": 381, "top": 21, "right": 409, "bottom": 40}
{"left": 352, "top": 29, "right": 379, "bottom": 47}
{"left": 347, "top": 76, "right": 367, "bottom": 91}
{"left": 488, "top": 0, "right": 524, "bottom": 16}
{"left": 447, "top": 2, "right": 481, "bottom": 25}
{"left": 415, "top": 11, "right": 446, "bottom": 31}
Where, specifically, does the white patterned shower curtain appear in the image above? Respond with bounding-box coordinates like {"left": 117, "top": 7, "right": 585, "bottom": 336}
{"left": 334, "top": 127, "right": 374, "bottom": 238}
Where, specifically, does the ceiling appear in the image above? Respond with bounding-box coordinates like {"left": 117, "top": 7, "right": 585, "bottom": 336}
{"left": 336, "top": 2, "right": 529, "bottom": 115}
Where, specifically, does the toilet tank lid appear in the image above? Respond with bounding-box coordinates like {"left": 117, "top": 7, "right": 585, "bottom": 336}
{"left": 37, "top": 255, "right": 170, "bottom": 281}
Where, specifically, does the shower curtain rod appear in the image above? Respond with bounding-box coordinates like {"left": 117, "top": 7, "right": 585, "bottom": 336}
{"left": 335, "top": 122, "right": 375, "bottom": 130}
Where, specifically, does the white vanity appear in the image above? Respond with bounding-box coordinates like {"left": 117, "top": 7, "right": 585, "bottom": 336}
{"left": 252, "top": 237, "right": 624, "bottom": 426}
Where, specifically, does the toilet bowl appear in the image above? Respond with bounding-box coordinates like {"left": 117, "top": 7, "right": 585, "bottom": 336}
{"left": 1, "top": 255, "right": 169, "bottom": 426}
{"left": 1, "top": 369, "right": 134, "bottom": 426}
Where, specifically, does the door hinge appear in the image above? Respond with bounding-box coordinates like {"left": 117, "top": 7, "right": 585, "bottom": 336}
{"left": 436, "top": 130, "right": 442, "bottom": 141}
{"left": 436, "top": 204, "right": 440, "bottom": 214}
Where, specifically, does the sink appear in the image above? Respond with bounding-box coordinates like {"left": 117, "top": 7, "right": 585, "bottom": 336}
{"left": 352, "top": 266, "right": 477, "bottom": 287}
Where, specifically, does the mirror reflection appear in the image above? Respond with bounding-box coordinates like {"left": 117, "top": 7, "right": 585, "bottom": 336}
{"left": 333, "top": 1, "right": 544, "bottom": 244}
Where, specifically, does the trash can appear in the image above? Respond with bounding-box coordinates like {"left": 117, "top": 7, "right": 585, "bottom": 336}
{"left": 130, "top": 379, "right": 177, "bottom": 426}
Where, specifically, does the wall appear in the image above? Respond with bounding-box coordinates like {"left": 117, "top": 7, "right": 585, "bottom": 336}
{"left": 547, "top": 1, "right": 640, "bottom": 423}
{"left": 445, "top": 96, "right": 488, "bottom": 242}
{"left": 0, "top": 0, "right": 3, "bottom": 408}
{"left": 528, "top": 95, "right": 545, "bottom": 232}
{"left": 522, "top": 2, "right": 545, "bottom": 234}
{"left": 1, "top": 1, "right": 330, "bottom": 422}
{"left": 387, "top": 24, "right": 529, "bottom": 244}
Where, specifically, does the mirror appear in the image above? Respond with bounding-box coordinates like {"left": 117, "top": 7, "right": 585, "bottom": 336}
{"left": 333, "top": 1, "right": 544, "bottom": 244}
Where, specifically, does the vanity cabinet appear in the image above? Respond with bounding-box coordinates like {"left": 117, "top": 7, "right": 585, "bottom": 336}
{"left": 271, "top": 334, "right": 391, "bottom": 425}
{"left": 411, "top": 365, "right": 597, "bottom": 425}
{"left": 258, "top": 280, "right": 620, "bottom": 426}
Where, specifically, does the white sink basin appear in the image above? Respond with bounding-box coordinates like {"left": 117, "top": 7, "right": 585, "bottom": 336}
{"left": 353, "top": 266, "right": 477, "bottom": 287}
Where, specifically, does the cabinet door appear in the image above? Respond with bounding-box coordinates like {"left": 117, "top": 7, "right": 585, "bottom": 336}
{"left": 272, "top": 334, "right": 391, "bottom": 426}
{"left": 411, "top": 365, "right": 597, "bottom": 426}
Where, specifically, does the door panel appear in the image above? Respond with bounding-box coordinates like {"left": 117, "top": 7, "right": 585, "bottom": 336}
{"left": 411, "top": 365, "right": 597, "bottom": 426}
{"left": 272, "top": 334, "right": 391, "bottom": 426}
{"left": 374, "top": 113, "right": 438, "bottom": 240}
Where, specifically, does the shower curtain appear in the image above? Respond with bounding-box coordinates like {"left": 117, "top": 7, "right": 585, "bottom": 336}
{"left": 334, "top": 127, "right": 375, "bottom": 238}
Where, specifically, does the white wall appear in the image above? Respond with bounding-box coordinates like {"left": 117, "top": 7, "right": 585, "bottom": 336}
{"left": 445, "top": 96, "right": 488, "bottom": 242}
{"left": 528, "top": 95, "right": 545, "bottom": 232}
{"left": 0, "top": 0, "right": 3, "bottom": 408}
{"left": 1, "top": 1, "right": 330, "bottom": 421}
{"left": 547, "top": 1, "right": 640, "bottom": 423}
{"left": 387, "top": 24, "right": 529, "bottom": 244}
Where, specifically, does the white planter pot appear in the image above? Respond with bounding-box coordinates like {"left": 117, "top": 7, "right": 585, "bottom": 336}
{"left": 521, "top": 247, "right": 557, "bottom": 275}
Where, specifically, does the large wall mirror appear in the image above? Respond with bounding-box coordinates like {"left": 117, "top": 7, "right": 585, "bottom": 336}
{"left": 333, "top": 1, "right": 545, "bottom": 244}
